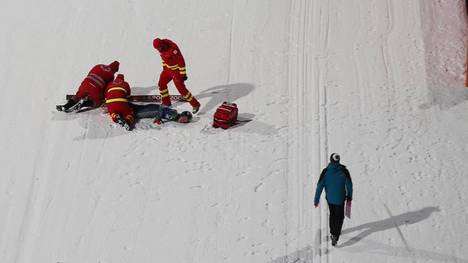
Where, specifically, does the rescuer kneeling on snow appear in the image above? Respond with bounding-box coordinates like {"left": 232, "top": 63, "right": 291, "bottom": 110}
{"left": 57, "top": 61, "right": 120, "bottom": 112}
{"left": 105, "top": 74, "right": 193, "bottom": 131}
{"left": 105, "top": 74, "right": 136, "bottom": 130}
{"left": 314, "top": 153, "right": 353, "bottom": 246}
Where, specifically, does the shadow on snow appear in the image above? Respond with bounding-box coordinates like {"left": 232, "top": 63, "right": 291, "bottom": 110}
{"left": 268, "top": 206, "right": 467, "bottom": 263}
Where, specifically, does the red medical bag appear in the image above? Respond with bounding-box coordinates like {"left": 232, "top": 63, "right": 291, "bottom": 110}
{"left": 213, "top": 102, "right": 238, "bottom": 129}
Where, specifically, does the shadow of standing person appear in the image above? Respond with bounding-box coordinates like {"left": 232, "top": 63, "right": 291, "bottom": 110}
{"left": 339, "top": 206, "right": 440, "bottom": 248}
{"left": 195, "top": 83, "right": 255, "bottom": 114}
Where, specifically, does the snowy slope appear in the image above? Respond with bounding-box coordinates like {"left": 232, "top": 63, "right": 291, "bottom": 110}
{"left": 1, "top": 0, "right": 468, "bottom": 263}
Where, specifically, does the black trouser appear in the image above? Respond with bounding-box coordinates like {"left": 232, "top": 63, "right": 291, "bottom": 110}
{"left": 328, "top": 203, "right": 345, "bottom": 239}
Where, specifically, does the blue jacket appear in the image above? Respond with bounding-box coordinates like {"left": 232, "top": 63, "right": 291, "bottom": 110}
{"left": 314, "top": 162, "right": 353, "bottom": 205}
{"left": 130, "top": 103, "right": 179, "bottom": 121}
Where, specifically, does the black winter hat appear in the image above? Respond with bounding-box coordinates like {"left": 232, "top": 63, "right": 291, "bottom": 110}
{"left": 330, "top": 153, "right": 340, "bottom": 163}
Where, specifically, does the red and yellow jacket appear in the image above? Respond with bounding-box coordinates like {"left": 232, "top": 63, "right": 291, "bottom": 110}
{"left": 105, "top": 74, "right": 131, "bottom": 104}
{"left": 83, "top": 61, "right": 119, "bottom": 90}
{"left": 154, "top": 38, "right": 187, "bottom": 77}
{"left": 105, "top": 74, "right": 134, "bottom": 124}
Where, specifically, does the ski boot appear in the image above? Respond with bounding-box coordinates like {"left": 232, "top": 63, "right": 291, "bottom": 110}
{"left": 56, "top": 105, "right": 67, "bottom": 112}
{"left": 56, "top": 98, "right": 92, "bottom": 113}
{"left": 113, "top": 114, "right": 133, "bottom": 131}
{"left": 56, "top": 98, "right": 79, "bottom": 112}
{"left": 192, "top": 105, "right": 200, "bottom": 114}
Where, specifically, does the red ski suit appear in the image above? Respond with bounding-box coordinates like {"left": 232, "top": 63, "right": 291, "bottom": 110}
{"left": 73, "top": 62, "right": 119, "bottom": 106}
{"left": 105, "top": 74, "right": 135, "bottom": 126}
{"left": 153, "top": 38, "right": 200, "bottom": 108}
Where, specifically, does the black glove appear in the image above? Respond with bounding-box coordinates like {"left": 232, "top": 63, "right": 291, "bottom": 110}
{"left": 182, "top": 75, "right": 188, "bottom": 81}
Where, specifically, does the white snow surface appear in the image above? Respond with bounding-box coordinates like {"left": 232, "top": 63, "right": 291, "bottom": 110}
{"left": 1, "top": 0, "right": 468, "bottom": 262}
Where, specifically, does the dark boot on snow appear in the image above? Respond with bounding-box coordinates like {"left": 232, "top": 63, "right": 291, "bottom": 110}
{"left": 56, "top": 99, "right": 78, "bottom": 112}
{"left": 56, "top": 98, "right": 93, "bottom": 113}
{"left": 330, "top": 235, "right": 338, "bottom": 246}
{"left": 114, "top": 114, "right": 133, "bottom": 131}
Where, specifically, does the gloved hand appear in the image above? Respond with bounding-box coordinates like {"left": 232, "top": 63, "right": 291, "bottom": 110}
{"left": 182, "top": 75, "right": 188, "bottom": 81}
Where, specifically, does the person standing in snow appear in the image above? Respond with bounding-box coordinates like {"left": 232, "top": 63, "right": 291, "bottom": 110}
{"left": 104, "top": 73, "right": 193, "bottom": 131}
{"left": 314, "top": 153, "right": 353, "bottom": 246}
{"left": 153, "top": 37, "right": 201, "bottom": 114}
{"left": 57, "top": 61, "right": 120, "bottom": 112}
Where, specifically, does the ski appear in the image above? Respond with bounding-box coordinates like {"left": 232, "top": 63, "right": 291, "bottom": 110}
{"left": 65, "top": 94, "right": 186, "bottom": 102}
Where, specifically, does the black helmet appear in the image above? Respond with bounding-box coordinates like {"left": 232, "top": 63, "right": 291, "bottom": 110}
{"left": 330, "top": 153, "right": 340, "bottom": 163}
{"left": 177, "top": 111, "right": 192, "bottom": 123}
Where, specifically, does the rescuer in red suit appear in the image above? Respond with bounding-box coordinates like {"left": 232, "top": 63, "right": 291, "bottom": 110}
{"left": 153, "top": 38, "right": 201, "bottom": 113}
{"left": 104, "top": 73, "right": 193, "bottom": 131}
{"left": 57, "top": 61, "right": 120, "bottom": 112}
{"left": 104, "top": 74, "right": 135, "bottom": 130}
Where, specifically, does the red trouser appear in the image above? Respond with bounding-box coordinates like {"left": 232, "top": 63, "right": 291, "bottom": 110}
{"left": 158, "top": 69, "right": 200, "bottom": 108}
{"left": 73, "top": 81, "right": 104, "bottom": 107}
{"left": 106, "top": 101, "right": 135, "bottom": 125}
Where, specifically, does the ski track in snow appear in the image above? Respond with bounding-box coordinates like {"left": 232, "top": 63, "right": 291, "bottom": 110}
{"left": 282, "top": 0, "right": 331, "bottom": 262}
